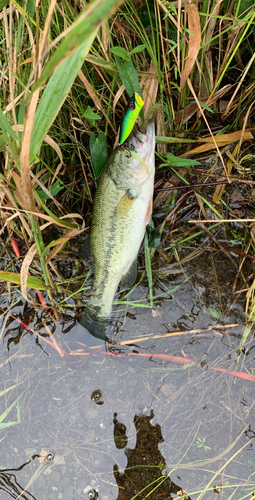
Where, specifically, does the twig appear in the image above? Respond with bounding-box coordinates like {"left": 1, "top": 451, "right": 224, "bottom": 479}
{"left": 192, "top": 171, "right": 255, "bottom": 186}
{"left": 188, "top": 219, "right": 254, "bottom": 223}
{"left": 220, "top": 243, "right": 255, "bottom": 261}
{"left": 195, "top": 222, "right": 238, "bottom": 269}
{"left": 155, "top": 181, "right": 229, "bottom": 191}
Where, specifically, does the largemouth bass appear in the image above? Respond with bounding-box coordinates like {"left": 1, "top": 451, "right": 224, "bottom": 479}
{"left": 80, "top": 119, "right": 155, "bottom": 341}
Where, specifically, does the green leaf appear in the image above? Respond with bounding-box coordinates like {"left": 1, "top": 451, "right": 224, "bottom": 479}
{"left": 0, "top": 108, "right": 19, "bottom": 142}
{"left": 0, "top": 109, "right": 20, "bottom": 165}
{"left": 89, "top": 130, "right": 108, "bottom": 178}
{"left": 185, "top": 28, "right": 195, "bottom": 37}
{"left": 234, "top": 0, "right": 254, "bottom": 16}
{"left": 116, "top": 57, "right": 142, "bottom": 98}
{"left": 32, "top": 0, "right": 125, "bottom": 93}
{"left": 30, "top": 32, "right": 96, "bottom": 162}
{"left": 163, "top": 153, "right": 201, "bottom": 167}
{"left": 148, "top": 231, "right": 161, "bottom": 249}
{"left": 34, "top": 190, "right": 79, "bottom": 229}
{"left": 116, "top": 57, "right": 144, "bottom": 123}
{"left": 0, "top": 384, "right": 20, "bottom": 398}
{"left": 190, "top": 100, "right": 214, "bottom": 113}
{"left": 209, "top": 307, "right": 221, "bottom": 320}
{"left": 128, "top": 44, "right": 146, "bottom": 56}
{"left": 38, "top": 179, "right": 64, "bottom": 201}
{"left": 163, "top": 4, "right": 177, "bottom": 18}
{"left": 0, "top": 390, "right": 25, "bottom": 429}
{"left": 82, "top": 106, "right": 102, "bottom": 124}
{"left": 156, "top": 136, "right": 198, "bottom": 144}
{"left": 166, "top": 41, "right": 178, "bottom": 55}
{"left": 30, "top": 0, "right": 125, "bottom": 162}
{"left": 0, "top": 0, "right": 10, "bottom": 10}
{"left": 116, "top": 57, "right": 134, "bottom": 97}
{"left": 110, "top": 47, "right": 130, "bottom": 60}
{"left": 0, "top": 271, "right": 44, "bottom": 289}
{"left": 0, "top": 136, "right": 6, "bottom": 152}
{"left": 86, "top": 54, "right": 116, "bottom": 71}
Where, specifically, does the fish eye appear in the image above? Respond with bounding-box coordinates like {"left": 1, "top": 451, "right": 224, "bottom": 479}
{"left": 129, "top": 103, "right": 135, "bottom": 109}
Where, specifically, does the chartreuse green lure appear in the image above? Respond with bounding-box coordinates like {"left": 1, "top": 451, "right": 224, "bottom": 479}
{"left": 119, "top": 92, "right": 144, "bottom": 146}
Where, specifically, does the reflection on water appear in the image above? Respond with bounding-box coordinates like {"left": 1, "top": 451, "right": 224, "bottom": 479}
{"left": 0, "top": 451, "right": 56, "bottom": 500}
{"left": 113, "top": 410, "right": 191, "bottom": 500}
{"left": 1, "top": 247, "right": 255, "bottom": 499}
{"left": 0, "top": 463, "right": 36, "bottom": 500}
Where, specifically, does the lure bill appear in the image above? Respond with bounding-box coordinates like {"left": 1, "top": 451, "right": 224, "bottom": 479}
{"left": 119, "top": 92, "right": 144, "bottom": 146}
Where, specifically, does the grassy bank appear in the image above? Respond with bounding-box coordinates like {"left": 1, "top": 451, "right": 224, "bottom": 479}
{"left": 0, "top": 0, "right": 255, "bottom": 334}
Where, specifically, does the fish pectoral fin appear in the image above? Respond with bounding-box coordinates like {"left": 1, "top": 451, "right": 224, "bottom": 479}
{"left": 119, "top": 258, "right": 137, "bottom": 290}
{"left": 116, "top": 190, "right": 137, "bottom": 219}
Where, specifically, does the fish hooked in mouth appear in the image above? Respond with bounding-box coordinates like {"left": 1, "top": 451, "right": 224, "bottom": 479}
{"left": 77, "top": 119, "right": 155, "bottom": 344}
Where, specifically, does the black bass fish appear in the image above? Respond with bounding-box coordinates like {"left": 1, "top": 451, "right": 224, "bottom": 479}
{"left": 80, "top": 120, "right": 155, "bottom": 341}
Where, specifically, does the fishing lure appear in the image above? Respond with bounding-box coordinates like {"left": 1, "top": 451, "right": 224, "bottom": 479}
{"left": 119, "top": 92, "right": 144, "bottom": 147}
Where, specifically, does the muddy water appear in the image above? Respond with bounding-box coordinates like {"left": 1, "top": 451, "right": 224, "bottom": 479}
{"left": 0, "top": 244, "right": 255, "bottom": 500}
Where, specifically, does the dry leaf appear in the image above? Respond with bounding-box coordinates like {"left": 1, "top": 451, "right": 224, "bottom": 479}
{"left": 142, "top": 60, "right": 158, "bottom": 122}
{"left": 113, "top": 84, "right": 126, "bottom": 140}
{"left": 78, "top": 69, "right": 116, "bottom": 133}
{"left": 202, "top": 0, "right": 223, "bottom": 50}
{"left": 175, "top": 102, "right": 201, "bottom": 127}
{"left": 175, "top": 84, "right": 232, "bottom": 126}
{"left": 180, "top": 3, "right": 201, "bottom": 89}
{"left": 156, "top": 107, "right": 166, "bottom": 154}
{"left": 14, "top": 125, "right": 64, "bottom": 203}
{"left": 20, "top": 91, "right": 39, "bottom": 216}
{"left": 46, "top": 226, "right": 85, "bottom": 262}
{"left": 213, "top": 104, "right": 254, "bottom": 203}
{"left": 195, "top": 193, "right": 206, "bottom": 217}
{"left": 19, "top": 0, "right": 57, "bottom": 216}
{"left": 181, "top": 129, "right": 254, "bottom": 156}
{"left": 44, "top": 135, "right": 64, "bottom": 181}
{"left": 153, "top": 168, "right": 187, "bottom": 208}
{"left": 12, "top": 171, "right": 29, "bottom": 209}
{"left": 101, "top": 22, "right": 110, "bottom": 58}
{"left": 213, "top": 153, "right": 233, "bottom": 203}
{"left": 78, "top": 69, "right": 103, "bottom": 111}
{"left": 39, "top": 213, "right": 85, "bottom": 231}
{"left": 20, "top": 243, "right": 38, "bottom": 302}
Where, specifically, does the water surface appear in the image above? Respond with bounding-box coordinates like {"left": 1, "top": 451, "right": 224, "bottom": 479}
{"left": 0, "top": 241, "right": 255, "bottom": 500}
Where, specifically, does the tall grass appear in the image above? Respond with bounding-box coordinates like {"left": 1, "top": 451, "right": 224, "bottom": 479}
{"left": 0, "top": 0, "right": 255, "bottom": 325}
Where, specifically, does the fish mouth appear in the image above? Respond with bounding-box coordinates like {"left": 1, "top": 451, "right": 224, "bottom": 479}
{"left": 129, "top": 119, "right": 155, "bottom": 147}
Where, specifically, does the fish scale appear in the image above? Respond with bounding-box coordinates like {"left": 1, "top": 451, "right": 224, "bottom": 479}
{"left": 80, "top": 120, "right": 155, "bottom": 340}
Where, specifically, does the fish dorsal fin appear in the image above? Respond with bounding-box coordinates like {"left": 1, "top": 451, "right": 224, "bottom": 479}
{"left": 116, "top": 189, "right": 138, "bottom": 219}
